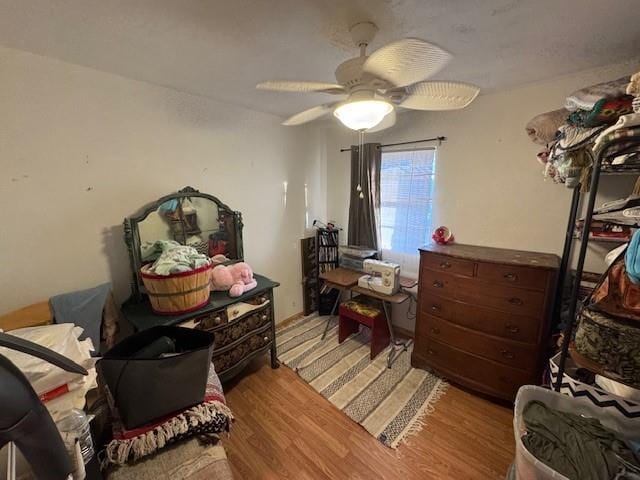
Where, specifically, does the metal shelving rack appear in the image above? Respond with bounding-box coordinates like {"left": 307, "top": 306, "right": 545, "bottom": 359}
{"left": 554, "top": 132, "right": 640, "bottom": 391}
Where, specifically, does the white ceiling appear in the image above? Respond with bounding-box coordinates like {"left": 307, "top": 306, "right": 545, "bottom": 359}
{"left": 1, "top": 0, "right": 639, "bottom": 119}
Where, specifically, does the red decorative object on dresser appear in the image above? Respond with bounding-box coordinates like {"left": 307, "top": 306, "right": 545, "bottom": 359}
{"left": 412, "top": 243, "right": 560, "bottom": 401}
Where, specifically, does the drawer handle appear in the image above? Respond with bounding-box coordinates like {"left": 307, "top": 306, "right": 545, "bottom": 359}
{"left": 503, "top": 273, "right": 518, "bottom": 282}
{"left": 505, "top": 324, "right": 520, "bottom": 334}
{"left": 432, "top": 280, "right": 444, "bottom": 289}
{"left": 508, "top": 297, "right": 524, "bottom": 306}
{"left": 263, "top": 336, "right": 270, "bottom": 342}
{"left": 430, "top": 304, "right": 441, "bottom": 312}
{"left": 261, "top": 314, "right": 268, "bottom": 321}
{"left": 439, "top": 261, "right": 451, "bottom": 269}
{"left": 430, "top": 327, "right": 440, "bottom": 334}
{"left": 213, "top": 316, "right": 222, "bottom": 325}
{"left": 500, "top": 349, "right": 515, "bottom": 360}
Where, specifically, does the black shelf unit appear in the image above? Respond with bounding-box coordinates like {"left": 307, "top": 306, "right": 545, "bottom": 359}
{"left": 316, "top": 228, "right": 340, "bottom": 315}
{"left": 554, "top": 133, "right": 640, "bottom": 391}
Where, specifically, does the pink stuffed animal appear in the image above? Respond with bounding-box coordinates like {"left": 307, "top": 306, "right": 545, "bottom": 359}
{"left": 210, "top": 261, "right": 258, "bottom": 297}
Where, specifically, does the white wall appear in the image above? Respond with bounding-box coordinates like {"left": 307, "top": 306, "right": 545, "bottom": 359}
{"left": 0, "top": 45, "right": 327, "bottom": 320}
{"left": 324, "top": 60, "right": 640, "bottom": 331}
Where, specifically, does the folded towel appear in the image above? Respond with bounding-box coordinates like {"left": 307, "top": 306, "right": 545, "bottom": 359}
{"left": 525, "top": 109, "right": 568, "bottom": 145}
{"left": 565, "top": 76, "right": 630, "bottom": 112}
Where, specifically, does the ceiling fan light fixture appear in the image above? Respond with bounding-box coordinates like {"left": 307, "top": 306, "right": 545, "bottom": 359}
{"left": 333, "top": 99, "right": 393, "bottom": 131}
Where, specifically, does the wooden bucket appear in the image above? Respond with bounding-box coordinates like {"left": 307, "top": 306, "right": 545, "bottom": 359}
{"left": 140, "top": 264, "right": 212, "bottom": 315}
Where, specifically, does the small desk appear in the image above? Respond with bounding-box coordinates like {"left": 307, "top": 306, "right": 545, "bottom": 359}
{"left": 319, "top": 267, "right": 415, "bottom": 367}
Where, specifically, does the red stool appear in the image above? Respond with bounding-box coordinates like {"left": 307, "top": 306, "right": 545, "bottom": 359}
{"left": 338, "top": 295, "right": 390, "bottom": 360}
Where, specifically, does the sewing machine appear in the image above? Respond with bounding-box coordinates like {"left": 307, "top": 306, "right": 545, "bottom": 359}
{"left": 357, "top": 259, "right": 401, "bottom": 296}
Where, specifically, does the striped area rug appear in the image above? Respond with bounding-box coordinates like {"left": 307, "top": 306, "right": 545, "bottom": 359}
{"left": 276, "top": 314, "right": 448, "bottom": 449}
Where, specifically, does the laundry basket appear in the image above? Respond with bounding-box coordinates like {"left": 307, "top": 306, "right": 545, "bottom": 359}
{"left": 513, "top": 385, "right": 639, "bottom": 479}
{"left": 140, "top": 264, "right": 212, "bottom": 315}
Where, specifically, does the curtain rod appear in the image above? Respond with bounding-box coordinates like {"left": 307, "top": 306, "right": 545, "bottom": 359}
{"left": 339, "top": 136, "right": 446, "bottom": 152}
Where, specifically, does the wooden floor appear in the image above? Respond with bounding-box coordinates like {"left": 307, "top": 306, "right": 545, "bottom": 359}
{"left": 222, "top": 357, "right": 515, "bottom": 480}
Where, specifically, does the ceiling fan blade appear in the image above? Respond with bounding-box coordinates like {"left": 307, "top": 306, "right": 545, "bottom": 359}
{"left": 282, "top": 103, "right": 336, "bottom": 126}
{"left": 363, "top": 38, "right": 452, "bottom": 88}
{"left": 401, "top": 81, "right": 480, "bottom": 110}
{"left": 257, "top": 81, "right": 345, "bottom": 94}
{"left": 366, "top": 109, "right": 396, "bottom": 133}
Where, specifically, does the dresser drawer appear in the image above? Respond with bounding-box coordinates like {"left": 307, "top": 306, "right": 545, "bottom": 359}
{"left": 213, "top": 325, "right": 273, "bottom": 374}
{"left": 421, "top": 269, "right": 458, "bottom": 299}
{"left": 419, "top": 315, "right": 538, "bottom": 371}
{"left": 456, "top": 277, "right": 546, "bottom": 316}
{"left": 184, "top": 308, "right": 228, "bottom": 330}
{"left": 476, "top": 262, "right": 549, "bottom": 291}
{"left": 421, "top": 294, "right": 540, "bottom": 343}
{"left": 204, "top": 307, "right": 272, "bottom": 350}
{"left": 421, "top": 253, "right": 475, "bottom": 277}
{"left": 414, "top": 337, "right": 533, "bottom": 399}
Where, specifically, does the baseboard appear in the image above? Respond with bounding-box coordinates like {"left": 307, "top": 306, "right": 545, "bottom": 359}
{"left": 394, "top": 325, "right": 415, "bottom": 339}
{"left": 276, "top": 311, "right": 304, "bottom": 330}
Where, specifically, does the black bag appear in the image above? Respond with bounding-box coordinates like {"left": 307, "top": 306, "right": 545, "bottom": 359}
{"left": 97, "top": 326, "right": 215, "bottom": 429}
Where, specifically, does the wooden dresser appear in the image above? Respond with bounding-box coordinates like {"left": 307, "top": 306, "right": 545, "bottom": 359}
{"left": 412, "top": 243, "right": 559, "bottom": 401}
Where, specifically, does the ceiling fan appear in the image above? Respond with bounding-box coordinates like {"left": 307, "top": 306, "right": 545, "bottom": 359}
{"left": 256, "top": 21, "right": 480, "bottom": 132}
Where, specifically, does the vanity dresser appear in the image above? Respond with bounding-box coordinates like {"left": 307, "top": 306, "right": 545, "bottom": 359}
{"left": 122, "top": 186, "right": 279, "bottom": 382}
{"left": 413, "top": 243, "right": 559, "bottom": 400}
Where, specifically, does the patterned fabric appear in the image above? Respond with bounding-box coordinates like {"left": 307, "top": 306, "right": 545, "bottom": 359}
{"left": 574, "top": 308, "right": 640, "bottom": 388}
{"left": 276, "top": 314, "right": 448, "bottom": 449}
{"left": 340, "top": 296, "right": 383, "bottom": 318}
{"left": 568, "top": 95, "right": 634, "bottom": 128}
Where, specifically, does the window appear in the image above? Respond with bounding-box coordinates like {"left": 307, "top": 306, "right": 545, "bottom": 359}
{"left": 380, "top": 148, "right": 436, "bottom": 259}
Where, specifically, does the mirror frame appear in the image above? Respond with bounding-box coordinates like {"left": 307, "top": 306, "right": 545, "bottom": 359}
{"left": 123, "top": 186, "right": 244, "bottom": 301}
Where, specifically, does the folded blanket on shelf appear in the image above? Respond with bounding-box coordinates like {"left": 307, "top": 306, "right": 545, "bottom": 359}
{"left": 567, "top": 95, "right": 634, "bottom": 128}
{"left": 627, "top": 72, "right": 640, "bottom": 97}
{"left": 593, "top": 127, "right": 640, "bottom": 159}
{"left": 525, "top": 108, "right": 569, "bottom": 145}
{"left": 565, "top": 76, "right": 630, "bottom": 112}
{"left": 594, "top": 113, "right": 640, "bottom": 148}
{"left": 556, "top": 124, "right": 605, "bottom": 150}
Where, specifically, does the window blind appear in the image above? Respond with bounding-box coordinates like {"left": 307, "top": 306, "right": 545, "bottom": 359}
{"left": 380, "top": 148, "right": 436, "bottom": 273}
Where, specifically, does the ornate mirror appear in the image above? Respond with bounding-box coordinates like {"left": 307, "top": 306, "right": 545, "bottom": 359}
{"left": 124, "top": 186, "right": 244, "bottom": 300}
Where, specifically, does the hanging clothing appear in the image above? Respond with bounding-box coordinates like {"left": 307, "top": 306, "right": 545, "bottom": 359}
{"left": 348, "top": 143, "right": 381, "bottom": 251}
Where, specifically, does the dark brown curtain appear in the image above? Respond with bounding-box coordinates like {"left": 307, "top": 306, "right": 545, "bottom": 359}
{"left": 348, "top": 143, "right": 381, "bottom": 250}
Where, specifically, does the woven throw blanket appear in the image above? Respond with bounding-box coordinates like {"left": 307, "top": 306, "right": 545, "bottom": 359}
{"left": 525, "top": 108, "right": 569, "bottom": 145}
{"left": 594, "top": 113, "right": 640, "bottom": 148}
{"left": 103, "top": 365, "right": 233, "bottom": 466}
{"left": 565, "top": 76, "right": 630, "bottom": 112}
{"left": 593, "top": 126, "right": 640, "bottom": 158}
{"left": 567, "top": 95, "right": 634, "bottom": 128}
